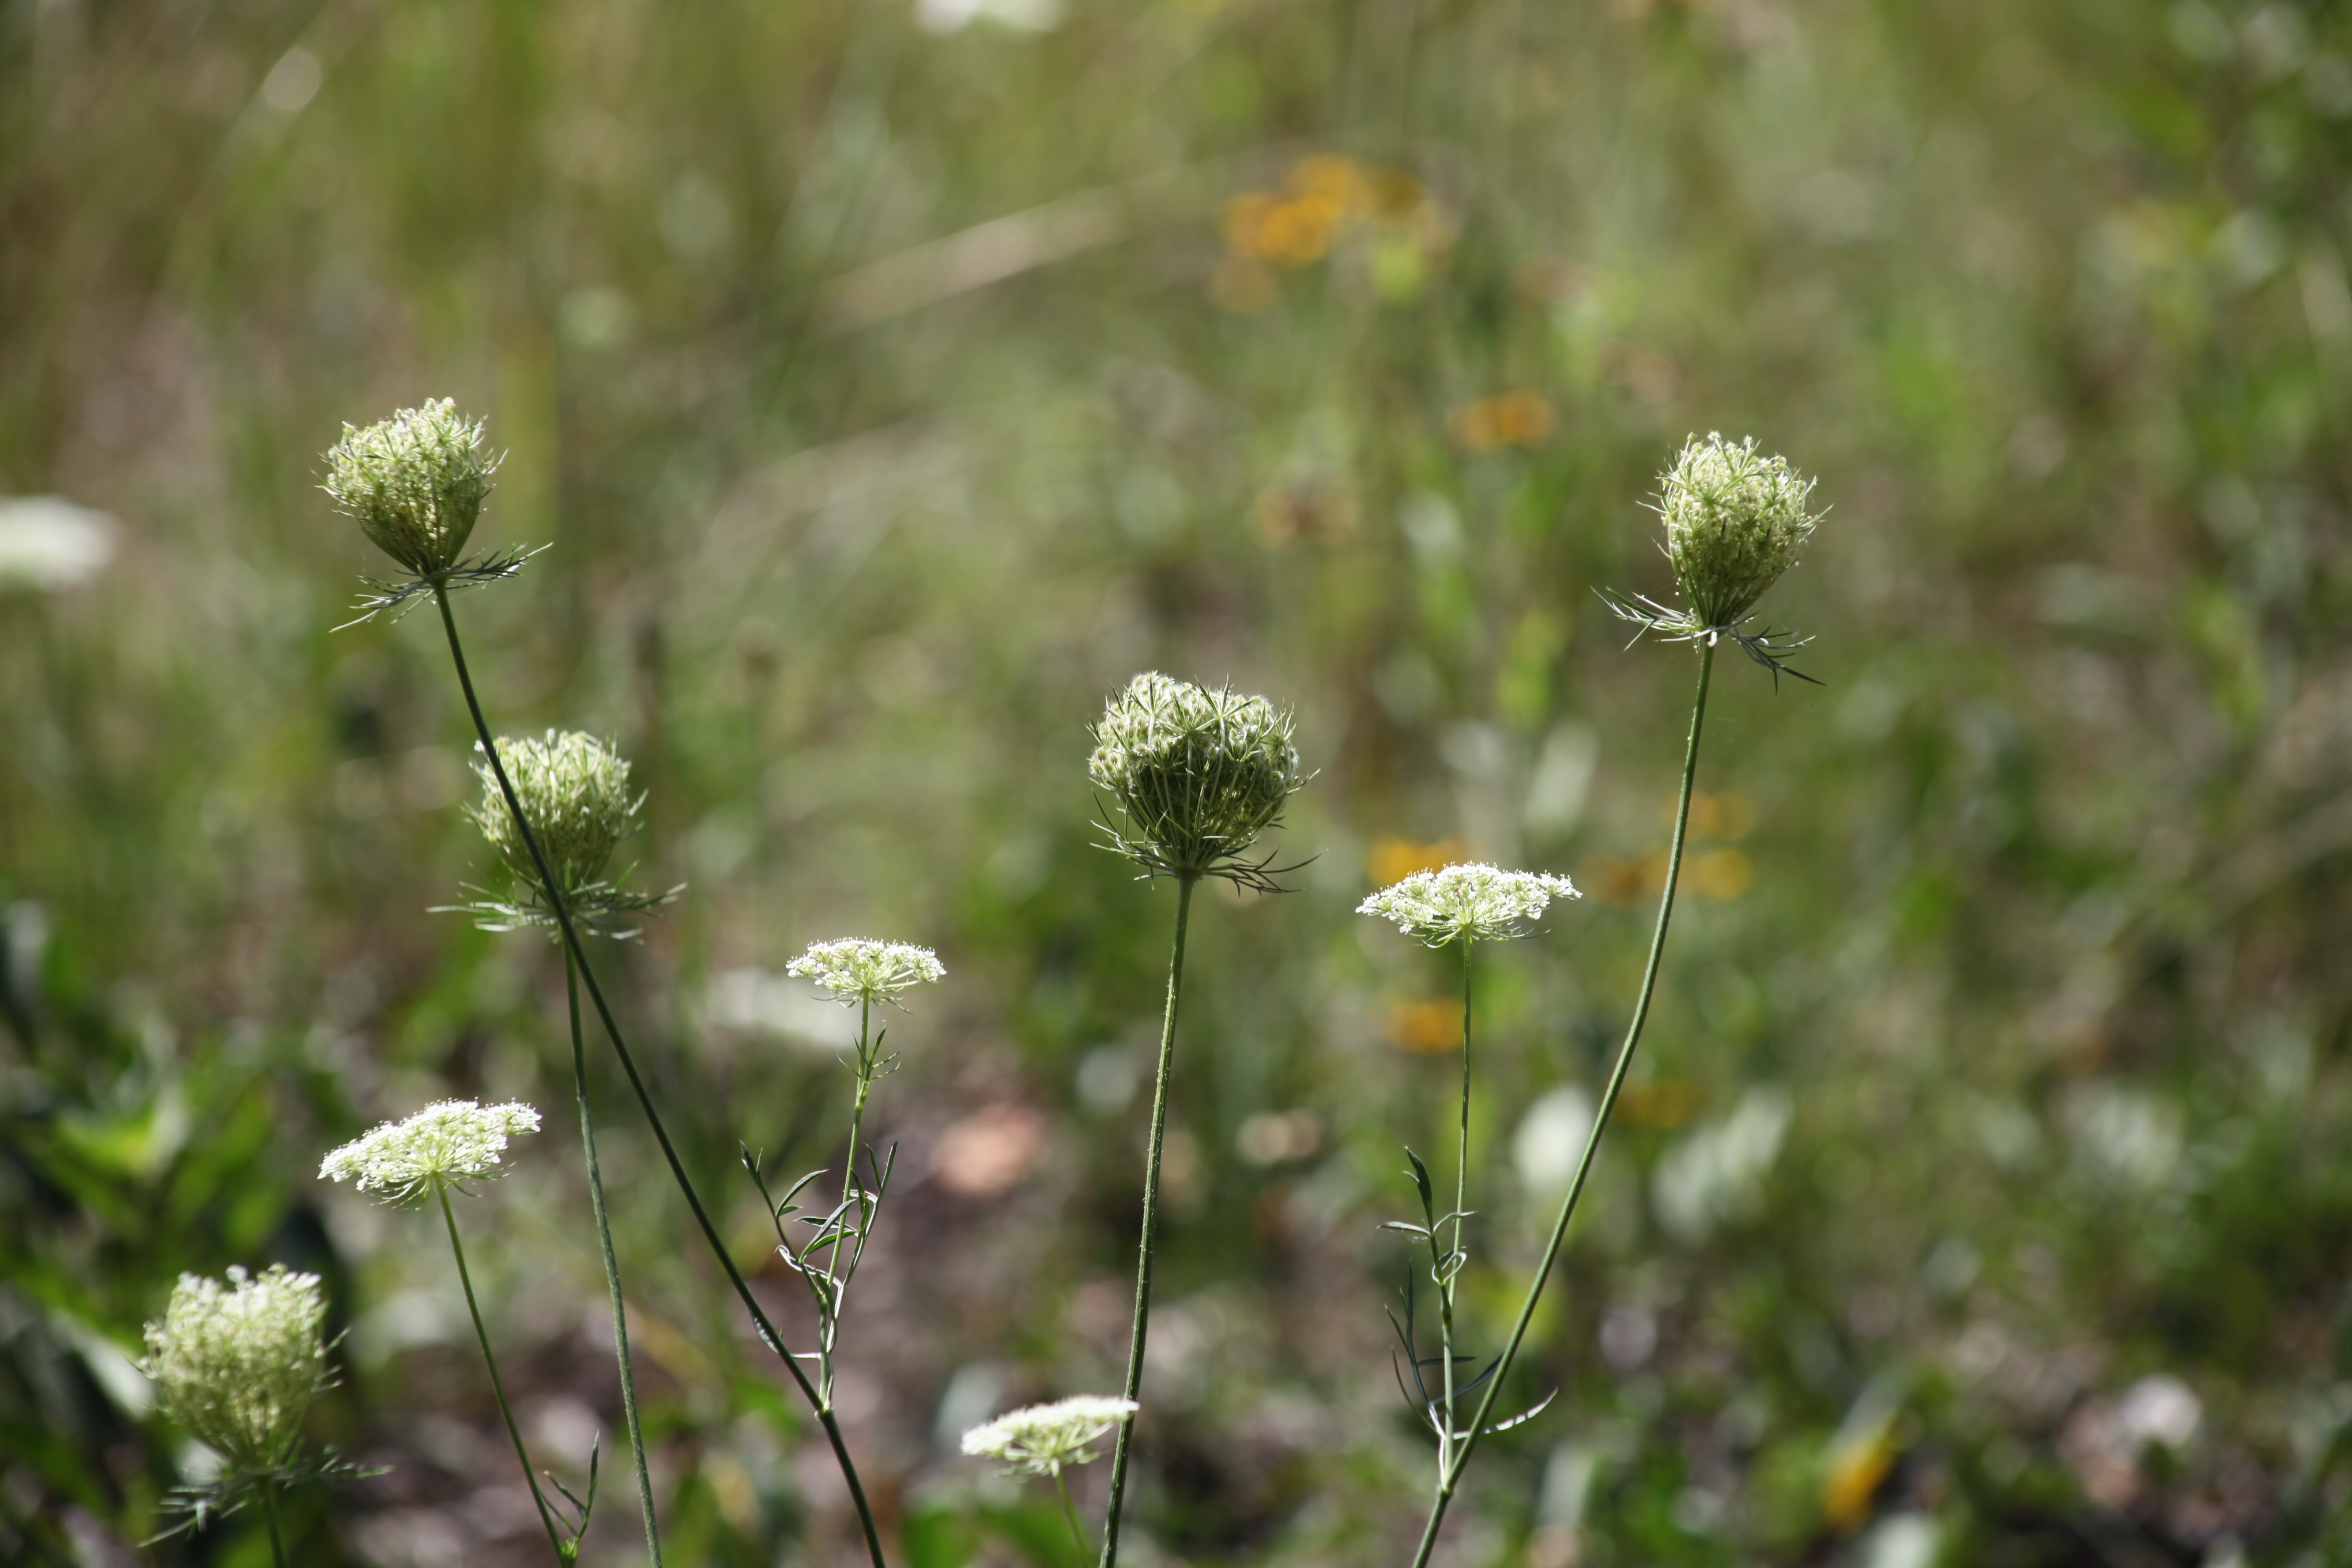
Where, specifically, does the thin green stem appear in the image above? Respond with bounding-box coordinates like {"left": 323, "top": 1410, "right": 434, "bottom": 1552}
{"left": 435, "top": 1174, "right": 569, "bottom": 1562}
{"left": 1407, "top": 639, "right": 1717, "bottom": 1568}
{"left": 429, "top": 585, "right": 891, "bottom": 1568}
{"left": 1098, "top": 873, "right": 1198, "bottom": 1568}
{"left": 1437, "top": 940, "right": 1473, "bottom": 1471}
{"left": 259, "top": 1479, "right": 286, "bottom": 1568}
{"left": 1056, "top": 1472, "right": 1090, "bottom": 1561}
{"left": 570, "top": 947, "right": 664, "bottom": 1567}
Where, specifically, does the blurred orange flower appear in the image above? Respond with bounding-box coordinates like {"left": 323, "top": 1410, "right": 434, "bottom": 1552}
{"left": 1367, "top": 834, "right": 1468, "bottom": 887}
{"left": 1450, "top": 390, "right": 1556, "bottom": 453}
{"left": 1388, "top": 998, "right": 1461, "bottom": 1053}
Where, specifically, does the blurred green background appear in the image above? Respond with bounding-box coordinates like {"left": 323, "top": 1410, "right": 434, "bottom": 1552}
{"left": 6, "top": 0, "right": 2352, "bottom": 1563}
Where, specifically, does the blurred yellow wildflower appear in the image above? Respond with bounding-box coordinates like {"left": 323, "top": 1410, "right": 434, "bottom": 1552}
{"left": 1450, "top": 390, "right": 1556, "bottom": 453}
{"left": 1367, "top": 835, "right": 1468, "bottom": 887}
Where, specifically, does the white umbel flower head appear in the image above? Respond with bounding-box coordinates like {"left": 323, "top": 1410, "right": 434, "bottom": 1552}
{"left": 323, "top": 399, "right": 501, "bottom": 578}
{"left": 961, "top": 1396, "right": 1139, "bottom": 1478}
{"left": 786, "top": 939, "right": 945, "bottom": 1008}
{"left": 141, "top": 1265, "right": 328, "bottom": 1472}
{"left": 471, "top": 731, "right": 642, "bottom": 896}
{"left": 319, "top": 1099, "right": 542, "bottom": 1203}
{"left": 1088, "top": 672, "right": 1303, "bottom": 887}
{"left": 1654, "top": 432, "right": 1823, "bottom": 630}
{"left": 1356, "top": 862, "right": 1581, "bottom": 947}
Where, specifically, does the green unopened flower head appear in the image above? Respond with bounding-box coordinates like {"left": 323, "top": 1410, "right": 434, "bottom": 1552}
{"left": 1088, "top": 672, "right": 1303, "bottom": 887}
{"left": 787, "top": 939, "right": 945, "bottom": 1009}
{"left": 141, "top": 1265, "right": 327, "bottom": 1473}
{"left": 961, "top": 1396, "right": 1138, "bottom": 1479}
{"left": 1654, "top": 432, "right": 1823, "bottom": 630}
{"left": 319, "top": 1099, "right": 541, "bottom": 1204}
{"left": 470, "top": 731, "right": 640, "bottom": 896}
{"left": 1357, "top": 862, "right": 1581, "bottom": 948}
{"left": 323, "top": 399, "right": 500, "bottom": 578}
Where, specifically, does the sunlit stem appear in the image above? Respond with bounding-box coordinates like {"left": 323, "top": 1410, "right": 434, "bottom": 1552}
{"left": 567, "top": 947, "right": 662, "bottom": 1566}
{"left": 1098, "top": 872, "right": 1199, "bottom": 1568}
{"left": 428, "top": 583, "right": 892, "bottom": 1568}
{"left": 1437, "top": 939, "right": 1474, "bottom": 1472}
{"left": 1407, "top": 638, "right": 1718, "bottom": 1568}
{"left": 434, "top": 1172, "right": 570, "bottom": 1563}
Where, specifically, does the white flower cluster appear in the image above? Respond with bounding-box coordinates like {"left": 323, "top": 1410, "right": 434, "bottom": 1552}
{"left": 141, "top": 1264, "right": 327, "bottom": 1472}
{"left": 787, "top": 939, "right": 946, "bottom": 1007}
{"left": 319, "top": 1099, "right": 542, "bottom": 1203}
{"left": 961, "top": 1395, "right": 1138, "bottom": 1478}
{"left": 470, "top": 731, "right": 641, "bottom": 896}
{"left": 323, "top": 398, "right": 500, "bottom": 578}
{"left": 1356, "top": 862, "right": 1581, "bottom": 947}
{"left": 1653, "top": 432, "right": 1823, "bottom": 630}
{"left": 1088, "top": 672, "right": 1303, "bottom": 884}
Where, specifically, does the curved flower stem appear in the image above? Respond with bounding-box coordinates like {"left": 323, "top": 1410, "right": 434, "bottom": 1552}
{"left": 1097, "top": 872, "right": 1198, "bottom": 1568}
{"left": 429, "top": 585, "right": 892, "bottom": 1568}
{"left": 1406, "top": 639, "right": 1718, "bottom": 1568}
{"left": 433, "top": 1173, "right": 570, "bottom": 1563}
{"left": 260, "top": 1479, "right": 287, "bottom": 1568}
{"left": 567, "top": 945, "right": 663, "bottom": 1566}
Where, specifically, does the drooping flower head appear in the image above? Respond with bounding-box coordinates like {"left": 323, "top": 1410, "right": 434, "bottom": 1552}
{"left": 319, "top": 1099, "right": 542, "bottom": 1204}
{"left": 141, "top": 1265, "right": 328, "bottom": 1472}
{"left": 1089, "top": 672, "right": 1303, "bottom": 887}
{"left": 470, "top": 730, "right": 640, "bottom": 896}
{"left": 1653, "top": 432, "right": 1823, "bottom": 631}
{"left": 961, "top": 1396, "right": 1139, "bottom": 1479}
{"left": 323, "top": 399, "right": 501, "bottom": 579}
{"left": 787, "top": 939, "right": 945, "bottom": 1009}
{"left": 1356, "top": 862, "right": 1581, "bottom": 948}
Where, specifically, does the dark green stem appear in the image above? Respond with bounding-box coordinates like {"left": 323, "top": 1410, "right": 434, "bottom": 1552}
{"left": 1097, "top": 873, "right": 1198, "bottom": 1568}
{"left": 429, "top": 585, "right": 891, "bottom": 1568}
{"left": 1406, "top": 639, "right": 1717, "bottom": 1568}
{"left": 259, "top": 1479, "right": 287, "bottom": 1568}
{"left": 569, "top": 947, "right": 664, "bottom": 1566}
{"left": 434, "top": 1174, "right": 569, "bottom": 1562}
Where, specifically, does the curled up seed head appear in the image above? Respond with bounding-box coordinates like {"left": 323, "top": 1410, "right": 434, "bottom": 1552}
{"left": 1088, "top": 672, "right": 1305, "bottom": 888}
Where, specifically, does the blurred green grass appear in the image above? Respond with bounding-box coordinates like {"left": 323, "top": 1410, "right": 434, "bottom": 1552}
{"left": 6, "top": 0, "right": 2352, "bottom": 1562}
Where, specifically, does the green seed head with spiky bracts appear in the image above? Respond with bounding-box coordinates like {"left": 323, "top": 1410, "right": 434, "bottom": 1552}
{"left": 1088, "top": 672, "right": 1303, "bottom": 887}
{"left": 1654, "top": 432, "right": 1823, "bottom": 631}
{"left": 323, "top": 399, "right": 502, "bottom": 579}
{"left": 470, "top": 731, "right": 641, "bottom": 899}
{"left": 141, "top": 1265, "right": 328, "bottom": 1474}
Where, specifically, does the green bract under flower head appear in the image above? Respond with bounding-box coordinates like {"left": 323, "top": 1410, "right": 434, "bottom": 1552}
{"left": 141, "top": 1265, "right": 327, "bottom": 1473}
{"left": 1089, "top": 672, "right": 1303, "bottom": 887}
{"left": 1654, "top": 432, "right": 1823, "bottom": 630}
{"left": 961, "top": 1396, "right": 1138, "bottom": 1478}
{"left": 471, "top": 731, "right": 640, "bottom": 896}
{"left": 323, "top": 399, "right": 500, "bottom": 578}
{"left": 319, "top": 1099, "right": 541, "bottom": 1204}
{"left": 786, "top": 939, "right": 945, "bottom": 1008}
{"left": 1356, "top": 862, "right": 1581, "bottom": 947}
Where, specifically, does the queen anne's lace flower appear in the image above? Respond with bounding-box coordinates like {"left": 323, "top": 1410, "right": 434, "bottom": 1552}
{"left": 319, "top": 1099, "right": 541, "bottom": 1203}
{"left": 1654, "top": 432, "right": 1823, "bottom": 630}
{"left": 1088, "top": 672, "right": 1303, "bottom": 887}
{"left": 787, "top": 940, "right": 945, "bottom": 1007}
{"left": 961, "top": 1396, "right": 1139, "bottom": 1478}
{"left": 323, "top": 399, "right": 500, "bottom": 578}
{"left": 142, "top": 1265, "right": 328, "bottom": 1472}
{"left": 470, "top": 731, "right": 640, "bottom": 896}
{"left": 1356, "top": 862, "right": 1581, "bottom": 947}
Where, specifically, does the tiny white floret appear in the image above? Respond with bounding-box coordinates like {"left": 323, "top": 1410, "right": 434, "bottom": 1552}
{"left": 1356, "top": 862, "right": 1581, "bottom": 947}
{"left": 319, "top": 1099, "right": 542, "bottom": 1203}
{"left": 960, "top": 1395, "right": 1139, "bottom": 1478}
{"left": 786, "top": 939, "right": 945, "bottom": 1008}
